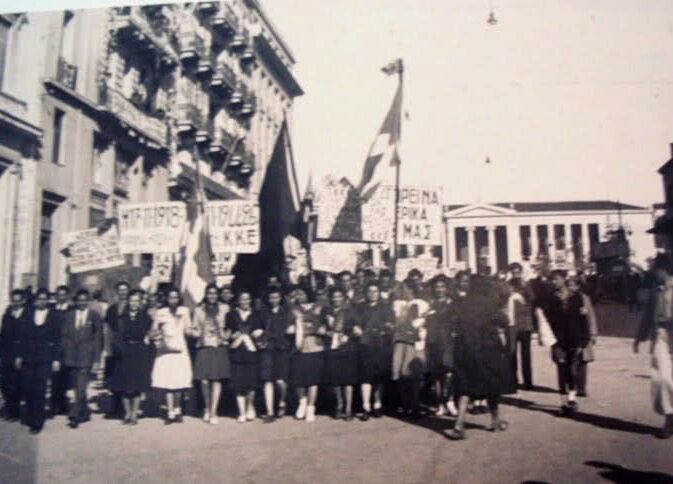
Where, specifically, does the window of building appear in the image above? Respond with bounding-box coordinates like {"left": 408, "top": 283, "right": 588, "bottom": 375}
{"left": 92, "top": 132, "right": 107, "bottom": 186}
{"left": 60, "top": 11, "right": 76, "bottom": 64}
{"left": 89, "top": 207, "right": 105, "bottom": 228}
{"left": 52, "top": 108, "right": 66, "bottom": 165}
{"left": 0, "top": 16, "right": 10, "bottom": 90}
{"left": 39, "top": 199, "right": 59, "bottom": 289}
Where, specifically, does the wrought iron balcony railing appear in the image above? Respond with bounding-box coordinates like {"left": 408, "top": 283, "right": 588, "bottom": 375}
{"left": 102, "top": 87, "right": 168, "bottom": 147}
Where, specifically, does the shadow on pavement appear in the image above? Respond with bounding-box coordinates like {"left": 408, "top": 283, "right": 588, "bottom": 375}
{"left": 0, "top": 413, "right": 39, "bottom": 483}
{"left": 585, "top": 460, "right": 673, "bottom": 483}
{"left": 501, "top": 396, "right": 658, "bottom": 436}
{"left": 389, "top": 412, "right": 490, "bottom": 440}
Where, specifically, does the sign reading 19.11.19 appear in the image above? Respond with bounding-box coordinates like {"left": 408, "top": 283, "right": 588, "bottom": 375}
{"left": 396, "top": 186, "right": 443, "bottom": 246}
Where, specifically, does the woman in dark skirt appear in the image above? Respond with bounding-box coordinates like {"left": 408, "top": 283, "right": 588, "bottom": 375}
{"left": 289, "top": 287, "right": 326, "bottom": 422}
{"left": 226, "top": 291, "right": 264, "bottom": 423}
{"left": 190, "top": 284, "right": 231, "bottom": 425}
{"left": 109, "top": 290, "right": 153, "bottom": 425}
{"left": 259, "top": 285, "right": 294, "bottom": 422}
{"left": 425, "top": 276, "right": 458, "bottom": 416}
{"left": 324, "top": 287, "right": 359, "bottom": 420}
{"left": 355, "top": 282, "right": 395, "bottom": 420}
{"left": 447, "top": 274, "right": 516, "bottom": 440}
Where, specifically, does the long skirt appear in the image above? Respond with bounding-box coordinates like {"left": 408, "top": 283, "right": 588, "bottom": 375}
{"left": 325, "top": 348, "right": 359, "bottom": 386}
{"left": 426, "top": 340, "right": 454, "bottom": 376}
{"left": 110, "top": 342, "right": 152, "bottom": 393}
{"left": 260, "top": 349, "right": 291, "bottom": 382}
{"left": 193, "top": 346, "right": 231, "bottom": 381}
{"left": 651, "top": 327, "right": 673, "bottom": 416}
{"left": 230, "top": 348, "right": 260, "bottom": 394}
{"left": 359, "top": 345, "right": 392, "bottom": 384}
{"left": 290, "top": 351, "right": 325, "bottom": 388}
{"left": 454, "top": 337, "right": 516, "bottom": 398}
{"left": 392, "top": 342, "right": 426, "bottom": 381}
{"left": 152, "top": 347, "right": 193, "bottom": 391}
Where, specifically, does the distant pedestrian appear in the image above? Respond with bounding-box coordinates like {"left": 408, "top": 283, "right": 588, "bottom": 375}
{"left": 356, "top": 283, "right": 395, "bottom": 420}
{"left": 324, "top": 287, "right": 359, "bottom": 420}
{"left": 568, "top": 276, "right": 598, "bottom": 397}
{"left": 226, "top": 290, "right": 263, "bottom": 423}
{"left": 151, "top": 288, "right": 193, "bottom": 424}
{"left": 506, "top": 263, "right": 535, "bottom": 390}
{"left": 60, "top": 289, "right": 103, "bottom": 429}
{"left": 542, "top": 270, "right": 591, "bottom": 417}
{"left": 190, "top": 284, "right": 231, "bottom": 425}
{"left": 259, "top": 285, "right": 294, "bottom": 422}
{"left": 446, "top": 276, "right": 515, "bottom": 440}
{"left": 0, "top": 289, "right": 28, "bottom": 422}
{"left": 50, "top": 285, "right": 71, "bottom": 417}
{"left": 104, "top": 281, "right": 130, "bottom": 419}
{"left": 109, "top": 290, "right": 153, "bottom": 425}
{"left": 289, "top": 288, "right": 327, "bottom": 423}
{"left": 15, "top": 288, "right": 62, "bottom": 434}
{"left": 634, "top": 254, "right": 673, "bottom": 439}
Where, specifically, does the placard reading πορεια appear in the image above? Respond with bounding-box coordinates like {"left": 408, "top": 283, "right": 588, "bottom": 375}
{"left": 118, "top": 202, "right": 187, "bottom": 254}
{"left": 206, "top": 200, "right": 260, "bottom": 254}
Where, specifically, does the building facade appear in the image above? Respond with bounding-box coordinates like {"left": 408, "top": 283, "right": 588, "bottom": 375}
{"left": 441, "top": 201, "right": 657, "bottom": 273}
{"left": 0, "top": 1, "right": 302, "bottom": 308}
{"left": 649, "top": 144, "right": 673, "bottom": 253}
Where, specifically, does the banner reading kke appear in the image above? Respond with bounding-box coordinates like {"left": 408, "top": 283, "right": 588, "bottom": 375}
{"left": 118, "top": 202, "right": 187, "bottom": 253}
{"left": 207, "top": 200, "right": 260, "bottom": 253}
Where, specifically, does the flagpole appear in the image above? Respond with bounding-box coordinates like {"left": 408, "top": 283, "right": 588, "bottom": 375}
{"left": 392, "top": 60, "right": 403, "bottom": 279}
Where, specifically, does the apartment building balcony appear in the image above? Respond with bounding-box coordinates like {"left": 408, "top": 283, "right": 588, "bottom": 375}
{"left": 179, "top": 30, "right": 207, "bottom": 66}
{"left": 240, "top": 47, "right": 256, "bottom": 64}
{"left": 238, "top": 95, "right": 257, "bottom": 118}
{"left": 196, "top": 2, "right": 219, "bottom": 14}
{"left": 228, "top": 85, "right": 245, "bottom": 110}
{"left": 195, "top": 121, "right": 214, "bottom": 146}
{"left": 210, "top": 63, "right": 237, "bottom": 96}
{"left": 100, "top": 87, "right": 168, "bottom": 148}
{"left": 112, "top": 7, "right": 178, "bottom": 68}
{"left": 197, "top": 53, "right": 215, "bottom": 79}
{"left": 210, "top": 5, "right": 238, "bottom": 37}
{"left": 176, "top": 103, "right": 205, "bottom": 134}
{"left": 229, "top": 29, "right": 249, "bottom": 53}
{"left": 56, "top": 57, "right": 78, "bottom": 91}
{"left": 208, "top": 127, "right": 237, "bottom": 157}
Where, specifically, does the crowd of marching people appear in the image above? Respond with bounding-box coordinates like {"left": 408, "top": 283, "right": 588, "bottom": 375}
{"left": 0, "top": 261, "right": 612, "bottom": 439}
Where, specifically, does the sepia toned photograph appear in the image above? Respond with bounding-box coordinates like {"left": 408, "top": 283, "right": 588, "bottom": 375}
{"left": 0, "top": 0, "right": 672, "bottom": 482}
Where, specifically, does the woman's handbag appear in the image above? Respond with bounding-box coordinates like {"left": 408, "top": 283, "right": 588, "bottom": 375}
{"left": 582, "top": 342, "right": 595, "bottom": 363}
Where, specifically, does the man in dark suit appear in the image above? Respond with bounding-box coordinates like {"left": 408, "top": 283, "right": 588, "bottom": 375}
{"left": 104, "top": 281, "right": 130, "bottom": 419}
{"left": 15, "top": 288, "right": 62, "bottom": 434}
{"left": 61, "top": 289, "right": 103, "bottom": 428}
{"left": 0, "top": 289, "right": 28, "bottom": 421}
{"left": 50, "top": 284, "right": 71, "bottom": 416}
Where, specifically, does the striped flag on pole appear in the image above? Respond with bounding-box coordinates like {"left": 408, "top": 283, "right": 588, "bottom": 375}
{"left": 179, "top": 157, "right": 213, "bottom": 308}
{"left": 356, "top": 61, "right": 403, "bottom": 202}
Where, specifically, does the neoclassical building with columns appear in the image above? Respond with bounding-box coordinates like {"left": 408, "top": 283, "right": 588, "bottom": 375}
{"left": 440, "top": 201, "right": 657, "bottom": 273}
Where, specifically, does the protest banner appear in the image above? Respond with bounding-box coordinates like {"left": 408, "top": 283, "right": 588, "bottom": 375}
{"left": 362, "top": 185, "right": 396, "bottom": 243}
{"left": 314, "top": 175, "right": 356, "bottom": 240}
{"left": 396, "top": 186, "right": 443, "bottom": 246}
{"left": 206, "top": 200, "right": 260, "bottom": 254}
{"left": 151, "top": 253, "right": 175, "bottom": 283}
{"left": 396, "top": 257, "right": 440, "bottom": 279}
{"left": 118, "top": 202, "right": 187, "bottom": 254}
{"left": 211, "top": 252, "right": 237, "bottom": 276}
{"left": 62, "top": 225, "right": 125, "bottom": 274}
{"left": 311, "top": 241, "right": 370, "bottom": 274}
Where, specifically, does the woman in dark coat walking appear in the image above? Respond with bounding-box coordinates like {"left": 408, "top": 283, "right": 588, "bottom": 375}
{"left": 447, "top": 275, "right": 516, "bottom": 440}
{"left": 109, "top": 290, "right": 153, "bottom": 425}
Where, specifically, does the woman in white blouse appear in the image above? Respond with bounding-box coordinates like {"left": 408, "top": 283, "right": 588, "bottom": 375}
{"left": 151, "top": 288, "right": 193, "bottom": 424}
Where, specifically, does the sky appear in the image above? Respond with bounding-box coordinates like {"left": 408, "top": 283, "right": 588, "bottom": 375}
{"left": 261, "top": 0, "right": 673, "bottom": 207}
{"left": 6, "top": 0, "right": 673, "bottom": 207}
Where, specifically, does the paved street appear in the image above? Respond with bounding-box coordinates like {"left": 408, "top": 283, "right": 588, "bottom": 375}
{"left": 1, "top": 323, "right": 672, "bottom": 483}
